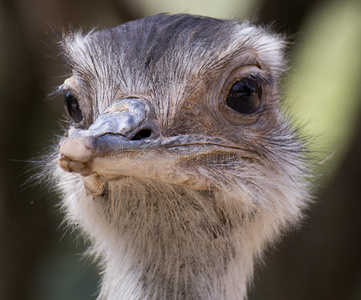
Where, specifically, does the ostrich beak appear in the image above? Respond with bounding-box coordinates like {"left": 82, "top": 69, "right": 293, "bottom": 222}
{"left": 58, "top": 97, "right": 165, "bottom": 194}
{"left": 58, "top": 97, "right": 156, "bottom": 173}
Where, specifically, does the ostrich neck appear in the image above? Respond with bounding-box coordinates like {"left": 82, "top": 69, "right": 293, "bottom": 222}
{"left": 67, "top": 178, "right": 272, "bottom": 300}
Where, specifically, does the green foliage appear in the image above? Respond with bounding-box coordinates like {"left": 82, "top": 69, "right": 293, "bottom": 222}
{"left": 285, "top": 0, "right": 361, "bottom": 174}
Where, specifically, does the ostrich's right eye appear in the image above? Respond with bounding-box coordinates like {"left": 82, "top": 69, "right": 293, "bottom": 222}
{"left": 64, "top": 91, "right": 83, "bottom": 123}
{"left": 225, "top": 78, "right": 262, "bottom": 115}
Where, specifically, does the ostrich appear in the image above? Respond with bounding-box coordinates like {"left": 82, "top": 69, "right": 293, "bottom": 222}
{"left": 50, "top": 14, "right": 310, "bottom": 299}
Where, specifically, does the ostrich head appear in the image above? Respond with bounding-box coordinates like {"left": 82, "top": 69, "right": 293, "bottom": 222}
{"left": 51, "top": 14, "right": 310, "bottom": 299}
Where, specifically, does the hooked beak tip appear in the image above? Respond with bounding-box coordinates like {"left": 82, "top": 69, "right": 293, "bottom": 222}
{"left": 59, "top": 136, "right": 96, "bottom": 163}
{"left": 58, "top": 136, "right": 96, "bottom": 175}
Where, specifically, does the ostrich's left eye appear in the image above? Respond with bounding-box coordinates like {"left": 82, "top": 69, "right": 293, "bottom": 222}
{"left": 64, "top": 91, "right": 83, "bottom": 123}
{"left": 225, "top": 78, "right": 262, "bottom": 115}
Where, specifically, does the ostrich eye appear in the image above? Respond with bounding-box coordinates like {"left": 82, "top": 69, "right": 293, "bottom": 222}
{"left": 226, "top": 78, "right": 262, "bottom": 115}
{"left": 64, "top": 91, "right": 83, "bottom": 123}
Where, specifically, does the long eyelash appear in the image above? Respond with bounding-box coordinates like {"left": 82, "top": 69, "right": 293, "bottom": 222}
{"left": 49, "top": 84, "right": 70, "bottom": 99}
{"left": 248, "top": 73, "right": 272, "bottom": 85}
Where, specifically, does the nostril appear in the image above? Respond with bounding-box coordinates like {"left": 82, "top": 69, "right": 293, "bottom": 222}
{"left": 131, "top": 129, "right": 152, "bottom": 140}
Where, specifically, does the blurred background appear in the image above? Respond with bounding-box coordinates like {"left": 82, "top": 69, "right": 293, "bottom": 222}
{"left": 0, "top": 0, "right": 360, "bottom": 299}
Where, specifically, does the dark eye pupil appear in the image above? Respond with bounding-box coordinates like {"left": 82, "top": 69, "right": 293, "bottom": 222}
{"left": 64, "top": 92, "right": 83, "bottom": 123}
{"left": 226, "top": 79, "right": 262, "bottom": 114}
